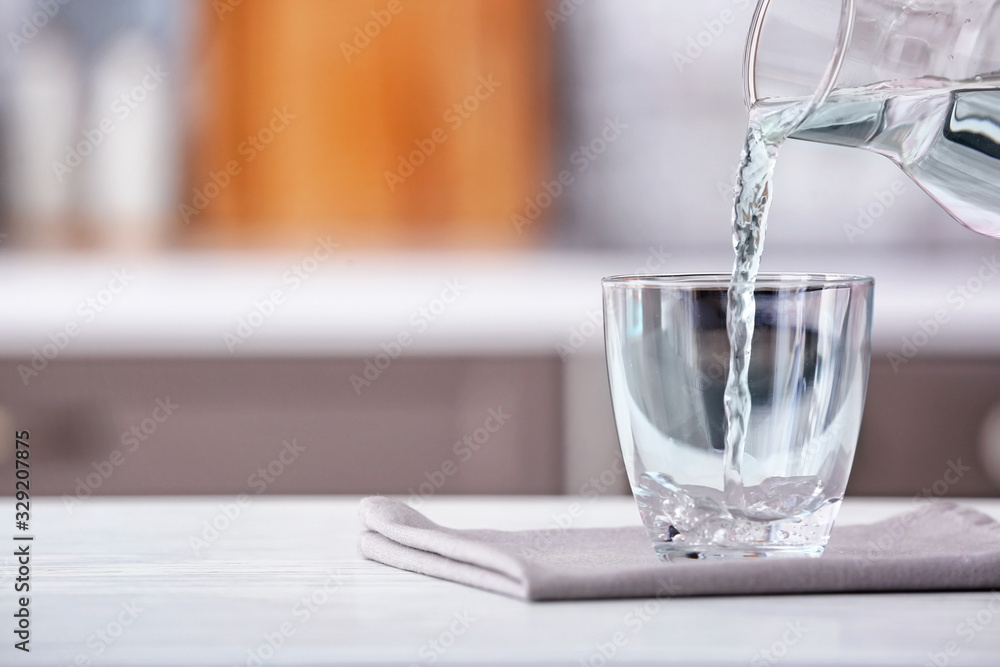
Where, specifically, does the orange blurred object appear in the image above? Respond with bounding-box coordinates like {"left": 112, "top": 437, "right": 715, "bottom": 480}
{"left": 185, "top": 0, "right": 553, "bottom": 248}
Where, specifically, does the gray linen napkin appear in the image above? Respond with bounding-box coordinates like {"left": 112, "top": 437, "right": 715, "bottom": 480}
{"left": 356, "top": 497, "right": 1000, "bottom": 600}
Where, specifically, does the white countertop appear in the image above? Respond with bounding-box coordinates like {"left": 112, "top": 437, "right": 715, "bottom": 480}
{"left": 0, "top": 248, "right": 999, "bottom": 357}
{"left": 7, "top": 495, "right": 1000, "bottom": 666}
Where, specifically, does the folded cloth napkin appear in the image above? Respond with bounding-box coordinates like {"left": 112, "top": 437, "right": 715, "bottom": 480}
{"left": 357, "top": 497, "right": 1000, "bottom": 601}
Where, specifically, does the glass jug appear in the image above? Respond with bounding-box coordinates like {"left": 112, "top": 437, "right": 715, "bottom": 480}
{"left": 744, "top": 0, "right": 1000, "bottom": 238}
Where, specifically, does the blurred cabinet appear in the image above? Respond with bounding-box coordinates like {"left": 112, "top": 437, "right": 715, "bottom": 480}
{"left": 849, "top": 357, "right": 1000, "bottom": 497}
{"left": 0, "top": 357, "right": 562, "bottom": 497}
{"left": 3, "top": 353, "right": 999, "bottom": 499}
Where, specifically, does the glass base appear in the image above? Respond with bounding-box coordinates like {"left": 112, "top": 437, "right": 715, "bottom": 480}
{"left": 635, "top": 474, "right": 842, "bottom": 561}
{"left": 653, "top": 543, "right": 825, "bottom": 562}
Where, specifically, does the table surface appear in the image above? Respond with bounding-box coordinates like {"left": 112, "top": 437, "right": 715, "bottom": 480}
{"left": 4, "top": 496, "right": 1000, "bottom": 666}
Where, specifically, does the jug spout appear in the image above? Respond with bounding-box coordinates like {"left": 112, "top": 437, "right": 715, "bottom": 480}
{"left": 773, "top": 81, "right": 1000, "bottom": 238}
{"left": 746, "top": 0, "right": 1000, "bottom": 238}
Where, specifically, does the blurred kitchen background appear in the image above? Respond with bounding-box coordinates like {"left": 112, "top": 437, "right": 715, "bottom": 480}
{"left": 0, "top": 0, "right": 999, "bottom": 499}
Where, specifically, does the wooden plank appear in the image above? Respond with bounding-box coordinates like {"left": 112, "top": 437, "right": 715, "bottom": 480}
{"left": 188, "top": 0, "right": 552, "bottom": 249}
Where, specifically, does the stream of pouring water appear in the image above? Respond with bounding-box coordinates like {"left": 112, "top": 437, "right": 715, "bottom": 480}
{"left": 723, "top": 76, "right": 1000, "bottom": 513}
{"left": 722, "top": 103, "right": 805, "bottom": 511}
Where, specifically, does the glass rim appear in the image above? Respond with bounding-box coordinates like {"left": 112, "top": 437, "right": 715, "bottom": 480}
{"left": 601, "top": 272, "right": 874, "bottom": 289}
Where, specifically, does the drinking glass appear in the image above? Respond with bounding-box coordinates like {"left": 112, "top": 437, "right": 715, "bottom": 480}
{"left": 603, "top": 273, "right": 873, "bottom": 560}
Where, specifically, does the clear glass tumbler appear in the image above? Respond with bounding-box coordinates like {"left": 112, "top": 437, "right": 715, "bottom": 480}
{"left": 603, "top": 273, "right": 874, "bottom": 560}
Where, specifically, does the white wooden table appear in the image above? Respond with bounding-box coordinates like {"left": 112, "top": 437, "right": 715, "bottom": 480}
{"left": 4, "top": 496, "right": 1000, "bottom": 666}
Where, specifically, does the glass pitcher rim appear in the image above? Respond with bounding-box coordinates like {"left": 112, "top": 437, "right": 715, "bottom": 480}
{"left": 743, "top": 0, "right": 857, "bottom": 113}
